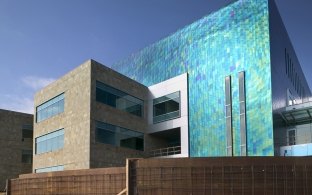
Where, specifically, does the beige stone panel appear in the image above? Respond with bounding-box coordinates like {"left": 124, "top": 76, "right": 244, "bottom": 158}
{"left": 34, "top": 60, "right": 92, "bottom": 171}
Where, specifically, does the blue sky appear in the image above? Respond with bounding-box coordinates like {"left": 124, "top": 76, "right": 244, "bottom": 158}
{"left": 0, "top": 0, "right": 311, "bottom": 114}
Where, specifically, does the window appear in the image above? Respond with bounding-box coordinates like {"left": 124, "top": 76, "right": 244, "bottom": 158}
{"left": 153, "top": 91, "right": 180, "bottom": 123}
{"left": 239, "top": 72, "right": 247, "bottom": 156}
{"left": 287, "top": 89, "right": 294, "bottom": 106}
{"left": 96, "top": 81, "right": 143, "bottom": 117}
{"left": 36, "top": 93, "right": 64, "bottom": 122}
{"left": 22, "top": 124, "right": 33, "bottom": 140}
{"left": 285, "top": 49, "right": 288, "bottom": 75}
{"left": 35, "top": 129, "right": 64, "bottom": 154}
{"left": 288, "top": 129, "right": 296, "bottom": 145}
{"left": 225, "top": 76, "right": 233, "bottom": 156}
{"left": 96, "top": 121, "right": 144, "bottom": 151}
{"left": 22, "top": 150, "right": 32, "bottom": 164}
{"left": 35, "top": 165, "right": 64, "bottom": 173}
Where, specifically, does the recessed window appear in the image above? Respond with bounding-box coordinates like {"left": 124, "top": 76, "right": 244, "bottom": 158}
{"left": 96, "top": 121, "right": 144, "bottom": 151}
{"left": 22, "top": 124, "right": 33, "bottom": 140}
{"left": 35, "top": 129, "right": 64, "bottom": 154}
{"left": 36, "top": 93, "right": 64, "bottom": 122}
{"left": 22, "top": 150, "right": 32, "bottom": 164}
{"left": 35, "top": 165, "right": 64, "bottom": 173}
{"left": 96, "top": 81, "right": 143, "bottom": 117}
{"left": 153, "top": 91, "right": 180, "bottom": 123}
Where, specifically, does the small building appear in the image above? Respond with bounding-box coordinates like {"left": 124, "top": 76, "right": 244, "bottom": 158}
{"left": 0, "top": 109, "right": 33, "bottom": 191}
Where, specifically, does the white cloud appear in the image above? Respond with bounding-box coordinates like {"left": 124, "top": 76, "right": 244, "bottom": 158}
{"left": 22, "top": 76, "right": 56, "bottom": 91}
{"left": 0, "top": 95, "right": 34, "bottom": 114}
{"left": 0, "top": 76, "right": 56, "bottom": 114}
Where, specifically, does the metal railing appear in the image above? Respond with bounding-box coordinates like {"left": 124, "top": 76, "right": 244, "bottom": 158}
{"left": 148, "top": 146, "right": 181, "bottom": 157}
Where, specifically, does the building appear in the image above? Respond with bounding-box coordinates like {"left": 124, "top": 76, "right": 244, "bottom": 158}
{"left": 33, "top": 60, "right": 188, "bottom": 172}
{"left": 33, "top": 0, "right": 311, "bottom": 172}
{"left": 0, "top": 109, "right": 33, "bottom": 191}
{"left": 111, "top": 0, "right": 311, "bottom": 157}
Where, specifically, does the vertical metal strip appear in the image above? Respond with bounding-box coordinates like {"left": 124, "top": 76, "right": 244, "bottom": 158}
{"left": 239, "top": 71, "right": 247, "bottom": 156}
{"left": 225, "top": 76, "right": 233, "bottom": 156}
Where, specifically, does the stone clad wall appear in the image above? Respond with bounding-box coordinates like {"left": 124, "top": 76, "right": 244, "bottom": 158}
{"left": 90, "top": 60, "right": 148, "bottom": 168}
{"left": 0, "top": 109, "right": 33, "bottom": 191}
{"left": 33, "top": 60, "right": 92, "bottom": 171}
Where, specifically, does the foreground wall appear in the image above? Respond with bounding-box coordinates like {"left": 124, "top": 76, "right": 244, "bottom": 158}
{"left": 8, "top": 167, "right": 126, "bottom": 195}
{"left": 7, "top": 157, "right": 312, "bottom": 195}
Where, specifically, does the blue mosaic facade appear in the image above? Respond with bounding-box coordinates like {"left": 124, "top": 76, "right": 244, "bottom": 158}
{"left": 112, "top": 0, "right": 274, "bottom": 156}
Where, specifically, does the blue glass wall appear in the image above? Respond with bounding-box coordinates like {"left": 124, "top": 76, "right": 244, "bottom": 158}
{"left": 112, "top": 0, "right": 274, "bottom": 156}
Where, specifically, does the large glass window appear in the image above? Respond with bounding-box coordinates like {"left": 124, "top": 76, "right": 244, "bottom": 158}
{"left": 35, "top": 165, "right": 64, "bottom": 173}
{"left": 22, "top": 150, "right": 32, "bottom": 164}
{"left": 96, "top": 121, "right": 144, "bottom": 151}
{"left": 96, "top": 81, "right": 143, "bottom": 117}
{"left": 22, "top": 124, "right": 33, "bottom": 140}
{"left": 36, "top": 93, "right": 65, "bottom": 122}
{"left": 153, "top": 91, "right": 180, "bottom": 123}
{"left": 225, "top": 76, "right": 233, "bottom": 156}
{"left": 35, "top": 129, "right": 64, "bottom": 154}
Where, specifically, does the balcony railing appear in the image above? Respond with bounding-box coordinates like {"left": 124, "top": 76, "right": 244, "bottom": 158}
{"left": 149, "top": 146, "right": 181, "bottom": 157}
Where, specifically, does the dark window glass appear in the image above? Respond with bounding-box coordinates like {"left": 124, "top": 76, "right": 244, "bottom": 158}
{"left": 22, "top": 150, "right": 32, "bottom": 164}
{"left": 225, "top": 76, "right": 233, "bottom": 156}
{"left": 96, "top": 121, "right": 144, "bottom": 151}
{"left": 288, "top": 130, "right": 296, "bottom": 145}
{"left": 22, "top": 124, "right": 33, "bottom": 139}
{"left": 36, "top": 93, "right": 64, "bottom": 122}
{"left": 153, "top": 91, "right": 180, "bottom": 123}
{"left": 35, "top": 129, "right": 64, "bottom": 154}
{"left": 287, "top": 53, "right": 290, "bottom": 78}
{"left": 96, "top": 81, "right": 143, "bottom": 117}
{"left": 285, "top": 49, "right": 287, "bottom": 75}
